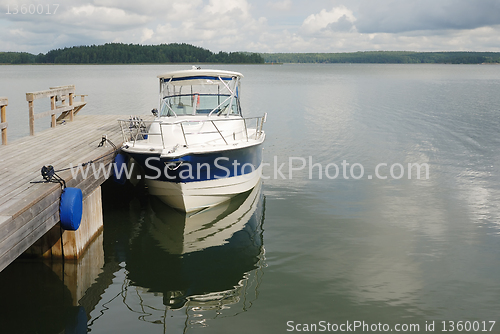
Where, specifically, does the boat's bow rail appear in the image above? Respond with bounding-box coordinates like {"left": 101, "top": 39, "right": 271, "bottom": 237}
{"left": 119, "top": 114, "right": 266, "bottom": 151}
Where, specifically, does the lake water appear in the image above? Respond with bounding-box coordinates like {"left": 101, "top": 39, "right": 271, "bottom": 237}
{"left": 1, "top": 64, "right": 500, "bottom": 333}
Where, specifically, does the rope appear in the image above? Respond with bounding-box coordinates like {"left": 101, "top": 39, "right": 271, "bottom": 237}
{"left": 32, "top": 136, "right": 120, "bottom": 185}
{"left": 40, "top": 165, "right": 66, "bottom": 189}
{"left": 52, "top": 136, "right": 119, "bottom": 173}
{"left": 98, "top": 135, "right": 117, "bottom": 150}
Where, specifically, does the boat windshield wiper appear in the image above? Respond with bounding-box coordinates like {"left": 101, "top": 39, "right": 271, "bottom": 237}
{"left": 161, "top": 99, "right": 177, "bottom": 117}
{"left": 208, "top": 76, "right": 237, "bottom": 117}
{"left": 208, "top": 95, "right": 232, "bottom": 117}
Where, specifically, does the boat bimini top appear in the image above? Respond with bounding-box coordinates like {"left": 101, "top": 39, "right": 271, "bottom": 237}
{"left": 157, "top": 69, "right": 244, "bottom": 118}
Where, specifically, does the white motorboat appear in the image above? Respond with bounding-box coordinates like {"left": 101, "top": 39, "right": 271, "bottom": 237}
{"left": 120, "top": 68, "right": 266, "bottom": 212}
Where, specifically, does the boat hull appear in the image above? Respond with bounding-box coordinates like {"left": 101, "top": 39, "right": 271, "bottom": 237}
{"left": 147, "top": 165, "right": 262, "bottom": 211}
{"left": 126, "top": 143, "right": 263, "bottom": 212}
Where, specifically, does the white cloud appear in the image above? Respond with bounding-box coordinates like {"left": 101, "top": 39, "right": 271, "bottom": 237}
{"left": 204, "top": 0, "right": 250, "bottom": 15}
{"left": 355, "top": 0, "right": 500, "bottom": 34}
{"left": 267, "top": 0, "right": 292, "bottom": 11}
{"left": 141, "top": 28, "right": 154, "bottom": 43}
{"left": 1, "top": 0, "right": 500, "bottom": 54}
{"left": 91, "top": 0, "right": 202, "bottom": 16}
{"left": 65, "top": 5, "right": 150, "bottom": 30}
{"left": 301, "top": 6, "right": 356, "bottom": 35}
{"left": 147, "top": 0, "right": 267, "bottom": 51}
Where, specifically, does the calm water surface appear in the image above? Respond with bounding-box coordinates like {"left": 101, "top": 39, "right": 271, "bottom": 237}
{"left": 1, "top": 64, "right": 500, "bottom": 333}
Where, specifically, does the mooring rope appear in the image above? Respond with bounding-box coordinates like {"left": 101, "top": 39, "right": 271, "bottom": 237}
{"left": 39, "top": 165, "right": 66, "bottom": 189}
{"left": 32, "top": 136, "right": 120, "bottom": 184}
{"left": 53, "top": 137, "right": 119, "bottom": 173}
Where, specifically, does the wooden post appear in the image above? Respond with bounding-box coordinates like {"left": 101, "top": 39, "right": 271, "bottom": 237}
{"left": 1, "top": 105, "right": 6, "bottom": 145}
{"left": 69, "top": 92, "right": 74, "bottom": 122}
{"left": 59, "top": 232, "right": 104, "bottom": 307}
{"left": 0, "top": 98, "right": 7, "bottom": 145}
{"left": 50, "top": 186, "right": 104, "bottom": 260}
{"left": 29, "top": 100, "right": 35, "bottom": 136}
{"left": 50, "top": 95, "right": 56, "bottom": 128}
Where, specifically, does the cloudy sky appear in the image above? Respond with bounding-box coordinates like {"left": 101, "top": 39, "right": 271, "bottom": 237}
{"left": 1, "top": 0, "right": 500, "bottom": 54}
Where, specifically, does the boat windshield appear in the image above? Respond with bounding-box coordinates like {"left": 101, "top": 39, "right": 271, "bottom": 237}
{"left": 159, "top": 76, "right": 241, "bottom": 117}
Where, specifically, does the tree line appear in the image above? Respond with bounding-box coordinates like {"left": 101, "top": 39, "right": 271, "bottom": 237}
{"left": 2, "top": 45, "right": 500, "bottom": 64}
{"left": 0, "top": 43, "right": 264, "bottom": 64}
{"left": 262, "top": 51, "right": 500, "bottom": 64}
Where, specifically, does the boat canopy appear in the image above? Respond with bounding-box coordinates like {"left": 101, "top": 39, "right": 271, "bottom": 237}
{"left": 158, "top": 69, "right": 243, "bottom": 117}
{"left": 158, "top": 69, "right": 243, "bottom": 84}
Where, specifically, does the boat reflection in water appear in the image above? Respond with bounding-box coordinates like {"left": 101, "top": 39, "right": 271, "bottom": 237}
{"left": 122, "top": 181, "right": 265, "bottom": 329}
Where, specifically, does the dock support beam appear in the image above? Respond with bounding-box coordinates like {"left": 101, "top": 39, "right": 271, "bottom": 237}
{"left": 56, "top": 186, "right": 103, "bottom": 259}
{"left": 50, "top": 232, "right": 105, "bottom": 307}
{"left": 25, "top": 186, "right": 103, "bottom": 260}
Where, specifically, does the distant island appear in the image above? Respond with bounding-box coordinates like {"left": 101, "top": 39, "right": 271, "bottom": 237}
{"left": 0, "top": 43, "right": 265, "bottom": 64}
{"left": 1, "top": 43, "right": 499, "bottom": 65}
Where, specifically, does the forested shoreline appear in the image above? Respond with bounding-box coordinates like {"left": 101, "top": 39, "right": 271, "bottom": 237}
{"left": 262, "top": 51, "right": 500, "bottom": 64}
{"left": 0, "top": 43, "right": 264, "bottom": 64}
{"left": 1, "top": 44, "right": 499, "bottom": 64}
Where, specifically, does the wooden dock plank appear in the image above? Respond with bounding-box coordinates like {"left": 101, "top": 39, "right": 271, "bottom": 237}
{"left": 0, "top": 132, "right": 119, "bottom": 199}
{"left": 0, "top": 199, "right": 60, "bottom": 258}
{"left": 0, "top": 114, "right": 132, "bottom": 272}
{"left": 0, "top": 113, "right": 122, "bottom": 162}
{"left": 0, "top": 158, "right": 110, "bottom": 216}
{"left": 0, "top": 134, "right": 120, "bottom": 196}
{"left": 0, "top": 151, "right": 114, "bottom": 268}
{"left": 0, "top": 213, "right": 59, "bottom": 271}
{"left": 0, "top": 115, "right": 124, "bottom": 195}
{"left": 0, "top": 116, "right": 125, "bottom": 174}
{"left": 0, "top": 162, "right": 110, "bottom": 216}
{"left": 0, "top": 215, "right": 10, "bottom": 223}
{"left": 0, "top": 117, "right": 122, "bottom": 212}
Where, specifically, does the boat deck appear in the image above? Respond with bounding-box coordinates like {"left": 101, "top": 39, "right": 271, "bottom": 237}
{"left": 0, "top": 114, "right": 124, "bottom": 272}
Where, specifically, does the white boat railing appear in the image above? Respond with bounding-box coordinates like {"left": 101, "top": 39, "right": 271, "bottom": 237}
{"left": 119, "top": 114, "right": 266, "bottom": 149}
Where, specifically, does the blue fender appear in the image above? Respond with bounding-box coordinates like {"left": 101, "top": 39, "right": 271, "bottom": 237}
{"left": 113, "top": 153, "right": 128, "bottom": 185}
{"left": 60, "top": 187, "right": 83, "bottom": 231}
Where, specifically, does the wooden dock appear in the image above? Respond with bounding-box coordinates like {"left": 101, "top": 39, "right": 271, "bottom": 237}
{"left": 0, "top": 114, "right": 124, "bottom": 272}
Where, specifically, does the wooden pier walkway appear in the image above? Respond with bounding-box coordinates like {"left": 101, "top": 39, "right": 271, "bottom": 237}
{"left": 0, "top": 114, "right": 124, "bottom": 272}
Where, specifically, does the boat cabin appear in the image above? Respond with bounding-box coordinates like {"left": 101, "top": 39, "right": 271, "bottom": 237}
{"left": 157, "top": 69, "right": 243, "bottom": 117}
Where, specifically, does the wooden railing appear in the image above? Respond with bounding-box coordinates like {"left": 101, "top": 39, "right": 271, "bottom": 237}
{"left": 0, "top": 97, "right": 7, "bottom": 145}
{"left": 26, "top": 85, "right": 86, "bottom": 136}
